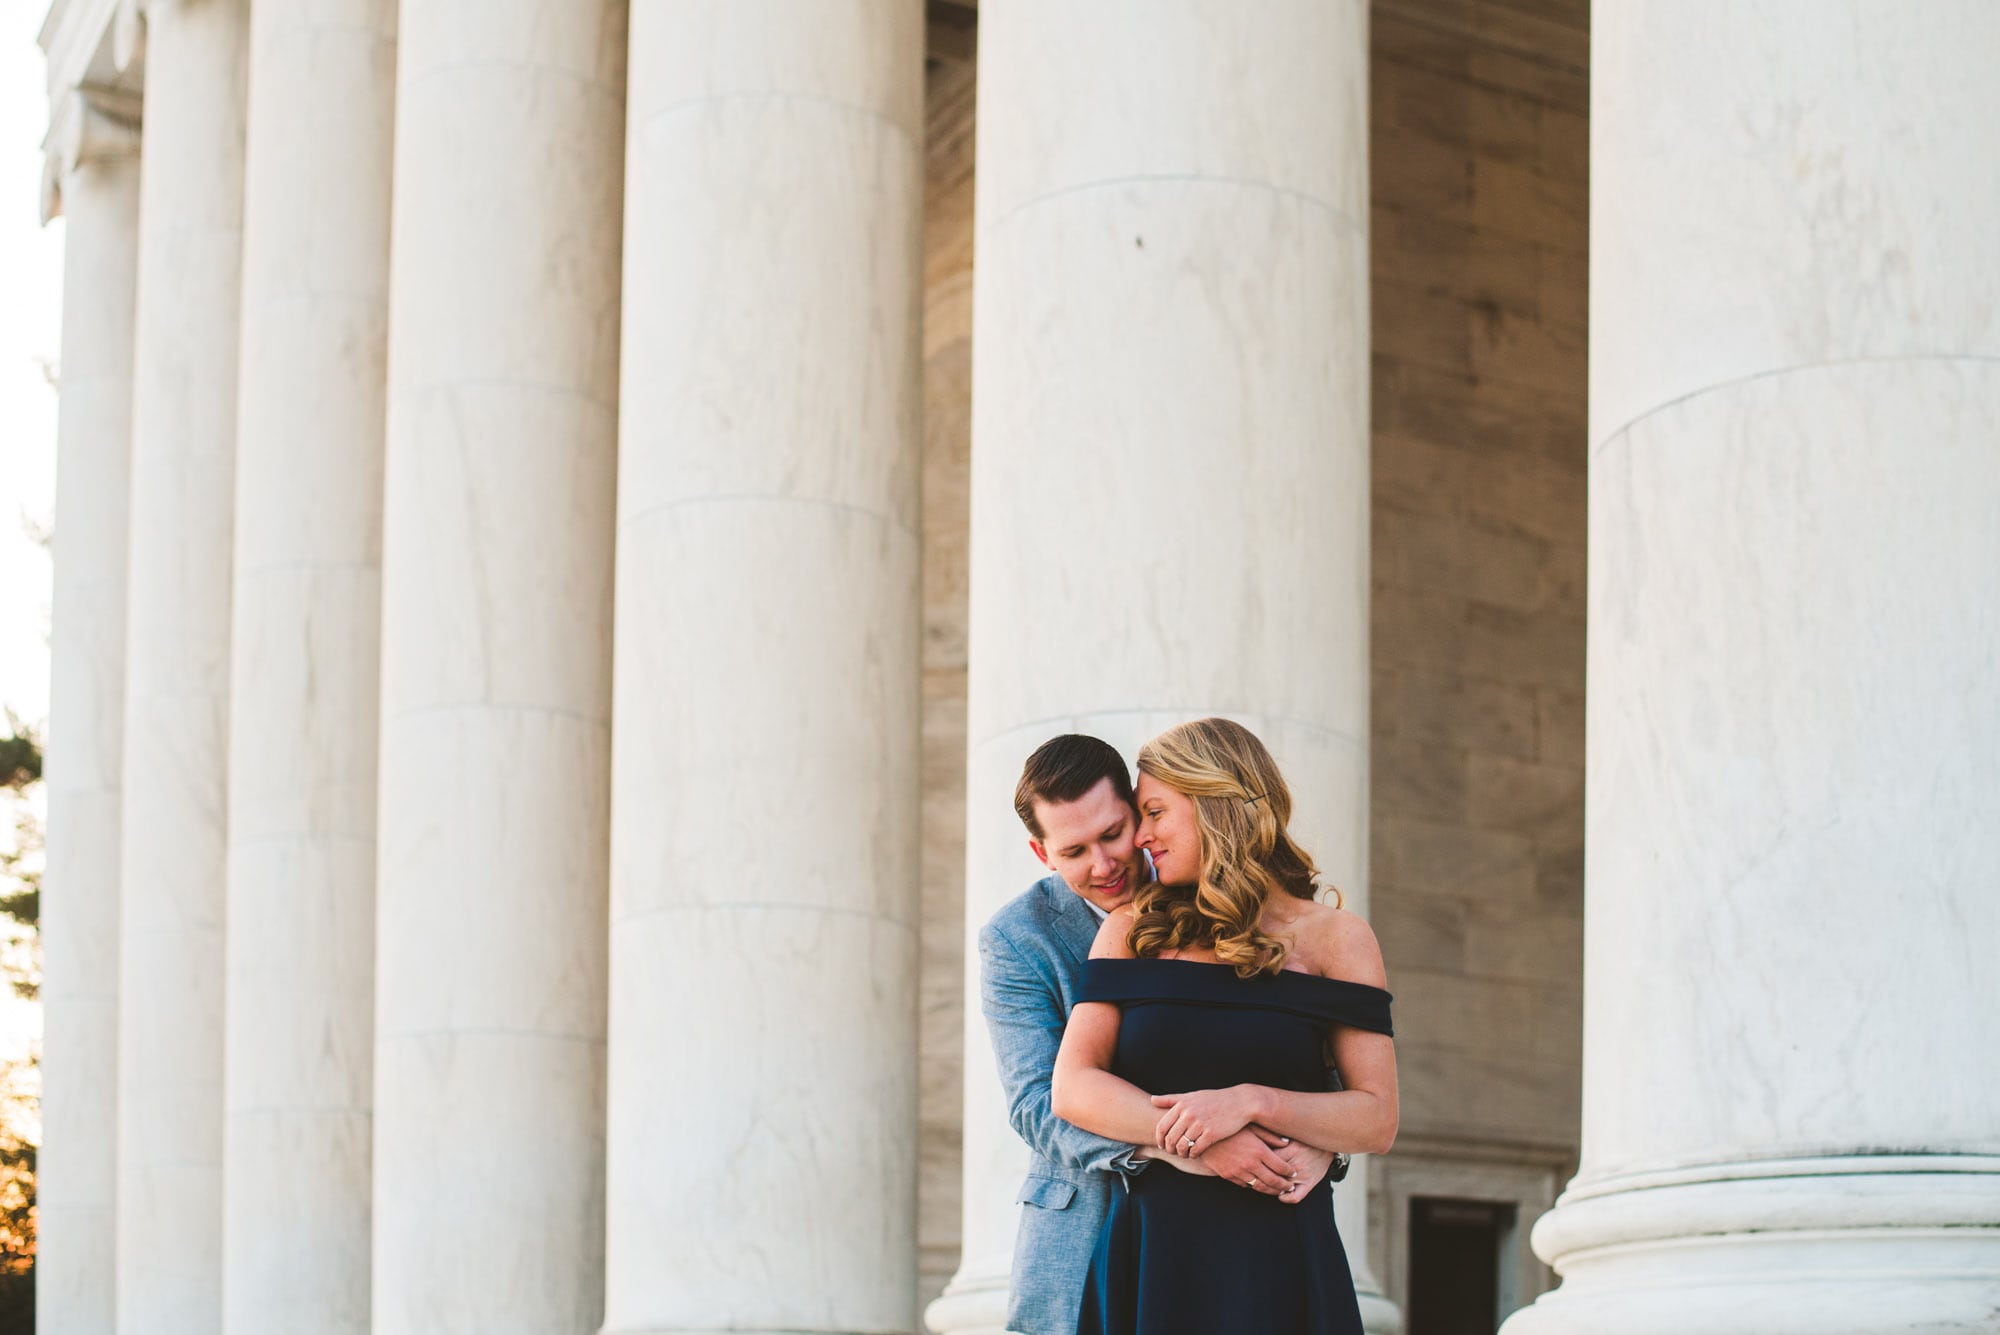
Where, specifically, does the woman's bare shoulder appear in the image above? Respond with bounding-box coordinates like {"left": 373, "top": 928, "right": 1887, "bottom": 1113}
{"left": 1089, "top": 904, "right": 1140, "bottom": 959}
{"left": 1289, "top": 901, "right": 1388, "bottom": 987}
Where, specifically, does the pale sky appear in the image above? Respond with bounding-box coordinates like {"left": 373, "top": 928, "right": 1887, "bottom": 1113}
{"left": 2, "top": 1, "right": 60, "bottom": 733}
{"left": 1, "top": 1, "right": 65, "bottom": 1063}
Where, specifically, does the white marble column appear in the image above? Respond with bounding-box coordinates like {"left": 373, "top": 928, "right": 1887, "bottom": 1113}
{"left": 927, "top": 4, "right": 1389, "bottom": 1332}
{"left": 1501, "top": 6, "right": 2000, "bottom": 1333}
{"left": 112, "top": 1, "right": 249, "bottom": 1329}
{"left": 221, "top": 3, "right": 395, "bottom": 1331}
{"left": 372, "top": 3, "right": 624, "bottom": 1331}
{"left": 37, "top": 85, "right": 140, "bottom": 1335}
{"left": 602, "top": 3, "right": 923, "bottom": 1332}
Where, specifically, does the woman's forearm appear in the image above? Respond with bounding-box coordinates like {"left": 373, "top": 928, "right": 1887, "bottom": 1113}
{"left": 1051, "top": 1065, "right": 1165, "bottom": 1147}
{"left": 1249, "top": 1086, "right": 1397, "bottom": 1157}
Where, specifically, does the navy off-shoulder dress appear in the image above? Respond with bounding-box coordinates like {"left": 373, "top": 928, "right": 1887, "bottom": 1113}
{"left": 1073, "top": 958, "right": 1394, "bottom": 1335}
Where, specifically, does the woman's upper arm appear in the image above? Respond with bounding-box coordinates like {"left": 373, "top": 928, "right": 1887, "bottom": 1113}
{"left": 1056, "top": 999, "right": 1123, "bottom": 1075}
{"left": 1054, "top": 908, "right": 1135, "bottom": 1088}
{"left": 1316, "top": 907, "right": 1397, "bottom": 1099}
{"left": 1330, "top": 1025, "right": 1396, "bottom": 1101}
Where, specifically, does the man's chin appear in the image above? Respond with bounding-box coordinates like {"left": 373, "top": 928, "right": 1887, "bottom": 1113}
{"left": 1089, "top": 873, "right": 1137, "bottom": 907}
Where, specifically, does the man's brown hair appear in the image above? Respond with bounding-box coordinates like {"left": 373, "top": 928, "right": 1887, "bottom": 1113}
{"left": 1013, "top": 734, "right": 1137, "bottom": 840}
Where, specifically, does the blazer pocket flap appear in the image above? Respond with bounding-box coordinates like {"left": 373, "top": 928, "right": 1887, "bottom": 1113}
{"left": 1014, "top": 1176, "right": 1077, "bottom": 1210}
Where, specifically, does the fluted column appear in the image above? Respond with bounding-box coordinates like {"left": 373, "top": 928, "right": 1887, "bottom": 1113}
{"left": 113, "top": 1, "right": 249, "bottom": 1329}
{"left": 221, "top": 3, "right": 396, "bottom": 1330}
{"left": 372, "top": 3, "right": 625, "bottom": 1331}
{"left": 37, "top": 85, "right": 141, "bottom": 1335}
{"left": 1501, "top": 6, "right": 2000, "bottom": 1333}
{"left": 928, "top": 4, "right": 1387, "bottom": 1332}
{"left": 602, "top": 4, "right": 923, "bottom": 1333}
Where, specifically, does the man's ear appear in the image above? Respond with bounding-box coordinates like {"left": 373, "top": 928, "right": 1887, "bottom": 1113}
{"left": 1028, "top": 839, "right": 1052, "bottom": 870}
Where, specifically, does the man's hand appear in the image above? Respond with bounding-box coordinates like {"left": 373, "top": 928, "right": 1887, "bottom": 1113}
{"left": 1151, "top": 1085, "right": 1263, "bottom": 1157}
{"left": 1197, "top": 1127, "right": 1296, "bottom": 1195}
{"left": 1134, "top": 1145, "right": 1217, "bottom": 1177}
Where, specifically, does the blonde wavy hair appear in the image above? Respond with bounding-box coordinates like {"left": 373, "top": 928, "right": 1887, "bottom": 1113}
{"left": 1129, "top": 717, "right": 1340, "bottom": 978}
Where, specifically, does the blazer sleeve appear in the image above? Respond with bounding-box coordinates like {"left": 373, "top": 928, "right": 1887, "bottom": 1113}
{"left": 978, "top": 917, "right": 1144, "bottom": 1177}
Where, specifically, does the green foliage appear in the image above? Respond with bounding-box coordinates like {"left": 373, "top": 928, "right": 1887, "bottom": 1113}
{"left": 0, "top": 809, "right": 38, "bottom": 1002}
{"left": 0, "top": 895, "right": 32, "bottom": 939}
{"left": 0, "top": 719, "right": 38, "bottom": 1322}
{"left": 0, "top": 724, "right": 35, "bottom": 793}
{"left": 0, "top": 722, "right": 39, "bottom": 1002}
{"left": 0, "top": 1057, "right": 32, "bottom": 1319}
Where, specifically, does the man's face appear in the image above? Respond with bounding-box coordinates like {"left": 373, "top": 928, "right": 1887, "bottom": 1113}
{"left": 1028, "top": 777, "right": 1145, "bottom": 914}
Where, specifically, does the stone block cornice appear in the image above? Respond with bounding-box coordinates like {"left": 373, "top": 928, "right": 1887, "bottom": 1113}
{"left": 38, "top": 0, "right": 145, "bottom": 223}
{"left": 38, "top": 0, "right": 119, "bottom": 101}
{"left": 111, "top": 0, "right": 146, "bottom": 76}
{"left": 39, "top": 85, "right": 141, "bottom": 224}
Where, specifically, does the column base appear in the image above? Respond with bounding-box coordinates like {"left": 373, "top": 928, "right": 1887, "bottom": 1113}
{"left": 923, "top": 1266, "right": 1008, "bottom": 1335}
{"left": 1501, "top": 1156, "right": 2000, "bottom": 1335}
{"left": 1357, "top": 1288, "right": 1403, "bottom": 1335}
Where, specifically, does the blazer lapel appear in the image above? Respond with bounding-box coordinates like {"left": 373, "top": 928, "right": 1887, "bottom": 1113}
{"left": 1045, "top": 878, "right": 1102, "bottom": 969}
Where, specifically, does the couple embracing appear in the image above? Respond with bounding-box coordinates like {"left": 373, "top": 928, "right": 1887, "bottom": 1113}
{"left": 979, "top": 718, "right": 1398, "bottom": 1335}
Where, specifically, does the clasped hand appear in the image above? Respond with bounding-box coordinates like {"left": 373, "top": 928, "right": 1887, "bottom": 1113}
{"left": 1151, "top": 1087, "right": 1328, "bottom": 1205}
{"left": 1152, "top": 1085, "right": 1261, "bottom": 1157}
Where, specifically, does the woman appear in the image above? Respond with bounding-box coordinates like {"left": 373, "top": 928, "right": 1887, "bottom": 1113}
{"left": 1051, "top": 717, "right": 1397, "bottom": 1335}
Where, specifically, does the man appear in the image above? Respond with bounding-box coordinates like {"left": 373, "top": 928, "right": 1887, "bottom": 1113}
{"left": 978, "top": 734, "right": 1337, "bottom": 1334}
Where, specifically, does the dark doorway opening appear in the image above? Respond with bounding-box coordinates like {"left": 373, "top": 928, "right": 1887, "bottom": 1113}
{"left": 1407, "top": 1196, "right": 1515, "bottom": 1335}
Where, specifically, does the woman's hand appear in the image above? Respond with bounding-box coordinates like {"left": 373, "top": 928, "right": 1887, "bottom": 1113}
{"left": 1272, "top": 1140, "right": 1336, "bottom": 1204}
{"left": 1151, "top": 1085, "right": 1267, "bottom": 1157}
{"left": 1197, "top": 1126, "right": 1296, "bottom": 1195}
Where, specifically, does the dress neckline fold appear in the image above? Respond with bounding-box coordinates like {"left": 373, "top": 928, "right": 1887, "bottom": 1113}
{"left": 1077, "top": 957, "right": 1394, "bottom": 1036}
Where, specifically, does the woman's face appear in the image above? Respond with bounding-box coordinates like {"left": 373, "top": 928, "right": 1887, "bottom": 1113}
{"left": 1135, "top": 772, "right": 1202, "bottom": 886}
